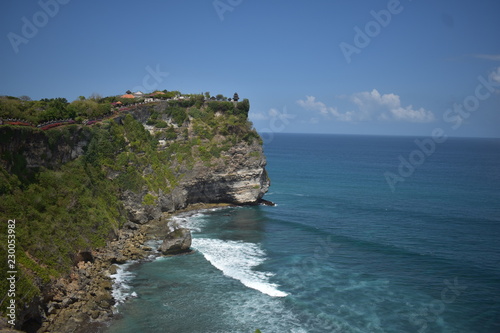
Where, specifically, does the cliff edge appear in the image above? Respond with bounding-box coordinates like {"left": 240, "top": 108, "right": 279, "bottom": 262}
{"left": 0, "top": 98, "right": 270, "bottom": 332}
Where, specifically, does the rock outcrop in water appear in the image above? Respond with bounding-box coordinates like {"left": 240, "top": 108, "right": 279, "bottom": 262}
{"left": 0, "top": 99, "right": 270, "bottom": 332}
{"left": 159, "top": 227, "right": 192, "bottom": 255}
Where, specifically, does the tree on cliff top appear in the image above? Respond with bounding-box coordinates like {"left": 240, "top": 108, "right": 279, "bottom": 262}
{"left": 236, "top": 98, "right": 250, "bottom": 117}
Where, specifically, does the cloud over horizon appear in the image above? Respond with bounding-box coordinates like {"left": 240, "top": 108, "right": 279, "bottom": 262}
{"left": 296, "top": 96, "right": 356, "bottom": 122}
{"left": 297, "top": 89, "right": 435, "bottom": 123}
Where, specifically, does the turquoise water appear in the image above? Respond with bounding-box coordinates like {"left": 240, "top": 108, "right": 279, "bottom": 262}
{"left": 106, "top": 134, "right": 500, "bottom": 333}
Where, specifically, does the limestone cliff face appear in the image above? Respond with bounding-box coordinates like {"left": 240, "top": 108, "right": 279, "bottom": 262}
{"left": 112, "top": 102, "right": 271, "bottom": 225}
{"left": 185, "top": 141, "right": 270, "bottom": 204}
{"left": 120, "top": 132, "right": 270, "bottom": 225}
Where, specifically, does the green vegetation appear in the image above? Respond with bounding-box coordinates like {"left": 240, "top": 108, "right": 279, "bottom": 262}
{"left": 155, "top": 120, "right": 169, "bottom": 128}
{"left": 0, "top": 96, "right": 113, "bottom": 124}
{"left": 164, "top": 105, "right": 188, "bottom": 125}
{"left": 0, "top": 92, "right": 250, "bottom": 126}
{"left": 142, "top": 193, "right": 158, "bottom": 206}
{"left": 205, "top": 98, "right": 250, "bottom": 118}
{"left": 0, "top": 116, "right": 154, "bottom": 309}
{"left": 0, "top": 154, "right": 125, "bottom": 309}
{"left": 0, "top": 92, "right": 263, "bottom": 314}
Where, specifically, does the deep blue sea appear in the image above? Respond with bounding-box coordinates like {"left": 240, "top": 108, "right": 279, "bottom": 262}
{"left": 106, "top": 133, "right": 500, "bottom": 333}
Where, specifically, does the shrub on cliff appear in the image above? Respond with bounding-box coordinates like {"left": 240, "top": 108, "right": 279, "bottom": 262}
{"left": 188, "top": 107, "right": 204, "bottom": 119}
{"left": 0, "top": 167, "right": 20, "bottom": 195}
{"left": 0, "top": 95, "right": 112, "bottom": 125}
{"left": 207, "top": 100, "right": 234, "bottom": 114}
{"left": 236, "top": 98, "right": 250, "bottom": 117}
{"left": 155, "top": 120, "right": 169, "bottom": 128}
{"left": 163, "top": 106, "right": 188, "bottom": 125}
{"left": 0, "top": 156, "right": 125, "bottom": 310}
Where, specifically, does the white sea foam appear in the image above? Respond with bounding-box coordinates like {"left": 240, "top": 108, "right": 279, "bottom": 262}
{"left": 171, "top": 207, "right": 223, "bottom": 232}
{"left": 168, "top": 215, "right": 189, "bottom": 231}
{"left": 181, "top": 214, "right": 204, "bottom": 232}
{"left": 192, "top": 238, "right": 288, "bottom": 297}
{"left": 144, "top": 239, "right": 162, "bottom": 251}
{"left": 109, "top": 262, "right": 138, "bottom": 306}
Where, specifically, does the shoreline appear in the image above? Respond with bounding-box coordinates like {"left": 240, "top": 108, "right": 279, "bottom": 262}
{"left": 39, "top": 203, "right": 234, "bottom": 333}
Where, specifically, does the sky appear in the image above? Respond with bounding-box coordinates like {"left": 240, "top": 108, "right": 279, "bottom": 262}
{"left": 1, "top": 0, "right": 499, "bottom": 137}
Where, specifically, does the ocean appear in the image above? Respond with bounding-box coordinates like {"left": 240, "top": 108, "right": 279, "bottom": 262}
{"left": 105, "top": 133, "right": 500, "bottom": 333}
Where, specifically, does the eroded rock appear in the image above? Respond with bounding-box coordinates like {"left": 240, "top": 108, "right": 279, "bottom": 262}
{"left": 159, "top": 227, "right": 192, "bottom": 255}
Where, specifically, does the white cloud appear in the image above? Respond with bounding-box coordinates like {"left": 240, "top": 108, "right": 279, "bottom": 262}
{"left": 351, "top": 89, "right": 435, "bottom": 123}
{"left": 297, "top": 90, "right": 435, "bottom": 123}
{"left": 296, "top": 96, "right": 331, "bottom": 115}
{"left": 249, "top": 107, "right": 296, "bottom": 126}
{"left": 472, "top": 54, "right": 500, "bottom": 61}
{"left": 296, "top": 96, "right": 355, "bottom": 121}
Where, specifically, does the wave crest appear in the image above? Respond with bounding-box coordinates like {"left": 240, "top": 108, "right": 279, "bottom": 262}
{"left": 193, "top": 238, "right": 288, "bottom": 297}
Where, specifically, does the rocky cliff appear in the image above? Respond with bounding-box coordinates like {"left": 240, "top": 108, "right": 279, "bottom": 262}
{"left": 108, "top": 102, "right": 270, "bottom": 224}
{"left": 0, "top": 99, "right": 270, "bottom": 332}
{"left": 1, "top": 101, "right": 269, "bottom": 221}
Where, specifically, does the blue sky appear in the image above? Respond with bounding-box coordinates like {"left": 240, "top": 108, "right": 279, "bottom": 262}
{"left": 1, "top": 0, "right": 499, "bottom": 137}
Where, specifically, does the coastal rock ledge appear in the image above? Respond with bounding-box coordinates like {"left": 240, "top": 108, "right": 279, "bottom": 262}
{"left": 159, "top": 227, "right": 192, "bottom": 255}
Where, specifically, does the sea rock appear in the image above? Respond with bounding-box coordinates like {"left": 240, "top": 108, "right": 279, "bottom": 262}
{"left": 159, "top": 228, "right": 192, "bottom": 255}
{"left": 108, "top": 264, "right": 118, "bottom": 275}
{"left": 259, "top": 199, "right": 276, "bottom": 206}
